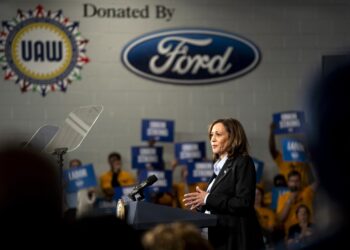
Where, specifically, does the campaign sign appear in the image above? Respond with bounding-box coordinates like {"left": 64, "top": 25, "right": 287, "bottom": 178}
{"left": 112, "top": 186, "right": 135, "bottom": 201}
{"left": 270, "top": 187, "right": 289, "bottom": 210}
{"left": 141, "top": 119, "right": 175, "bottom": 142}
{"left": 282, "top": 139, "right": 306, "bottom": 162}
{"left": 273, "top": 111, "right": 305, "bottom": 134}
{"left": 252, "top": 157, "right": 264, "bottom": 183}
{"left": 138, "top": 170, "right": 172, "bottom": 193}
{"left": 175, "top": 141, "right": 206, "bottom": 164}
{"left": 64, "top": 164, "right": 97, "bottom": 193}
{"left": 187, "top": 161, "right": 213, "bottom": 183}
{"left": 94, "top": 198, "right": 117, "bottom": 216}
{"left": 131, "top": 146, "right": 164, "bottom": 169}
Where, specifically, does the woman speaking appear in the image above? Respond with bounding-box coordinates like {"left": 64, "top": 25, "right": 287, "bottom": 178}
{"left": 183, "top": 118, "right": 264, "bottom": 250}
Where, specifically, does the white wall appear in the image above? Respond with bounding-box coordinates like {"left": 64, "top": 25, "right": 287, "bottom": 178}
{"left": 1, "top": 0, "right": 349, "bottom": 186}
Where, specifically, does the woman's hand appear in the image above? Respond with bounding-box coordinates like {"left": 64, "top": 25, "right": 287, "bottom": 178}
{"left": 183, "top": 186, "right": 208, "bottom": 210}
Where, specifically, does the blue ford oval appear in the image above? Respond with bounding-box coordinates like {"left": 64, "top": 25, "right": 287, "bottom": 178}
{"left": 122, "top": 29, "right": 260, "bottom": 85}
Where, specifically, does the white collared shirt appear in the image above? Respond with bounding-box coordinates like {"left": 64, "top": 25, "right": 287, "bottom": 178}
{"left": 213, "top": 154, "right": 228, "bottom": 176}
{"left": 204, "top": 154, "right": 228, "bottom": 205}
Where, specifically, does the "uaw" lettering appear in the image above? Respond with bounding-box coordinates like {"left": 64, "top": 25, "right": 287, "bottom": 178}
{"left": 149, "top": 37, "right": 233, "bottom": 75}
{"left": 21, "top": 40, "right": 63, "bottom": 62}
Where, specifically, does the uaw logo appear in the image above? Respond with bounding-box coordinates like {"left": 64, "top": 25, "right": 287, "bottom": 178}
{"left": 0, "top": 5, "right": 89, "bottom": 96}
{"left": 122, "top": 29, "right": 260, "bottom": 85}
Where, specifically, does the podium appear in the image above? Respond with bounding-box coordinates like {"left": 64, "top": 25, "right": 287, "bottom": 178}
{"left": 125, "top": 201, "right": 217, "bottom": 230}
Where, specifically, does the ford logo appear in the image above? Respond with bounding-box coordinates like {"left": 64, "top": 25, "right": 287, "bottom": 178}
{"left": 121, "top": 29, "right": 260, "bottom": 85}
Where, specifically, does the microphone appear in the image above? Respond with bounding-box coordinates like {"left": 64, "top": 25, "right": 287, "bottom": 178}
{"left": 128, "top": 175, "right": 158, "bottom": 201}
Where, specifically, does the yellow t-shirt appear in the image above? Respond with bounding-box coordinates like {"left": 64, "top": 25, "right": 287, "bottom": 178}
{"left": 276, "top": 185, "right": 314, "bottom": 233}
{"left": 255, "top": 206, "right": 277, "bottom": 231}
{"left": 275, "top": 152, "right": 310, "bottom": 188}
{"left": 263, "top": 191, "right": 272, "bottom": 208}
{"left": 100, "top": 170, "right": 136, "bottom": 192}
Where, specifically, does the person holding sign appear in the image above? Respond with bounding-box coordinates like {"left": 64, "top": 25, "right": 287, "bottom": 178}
{"left": 269, "top": 123, "right": 312, "bottom": 188}
{"left": 183, "top": 118, "right": 264, "bottom": 250}
{"left": 173, "top": 141, "right": 208, "bottom": 208}
{"left": 172, "top": 160, "right": 208, "bottom": 209}
{"left": 63, "top": 158, "right": 83, "bottom": 222}
{"left": 100, "top": 152, "right": 136, "bottom": 200}
{"left": 63, "top": 159, "right": 98, "bottom": 220}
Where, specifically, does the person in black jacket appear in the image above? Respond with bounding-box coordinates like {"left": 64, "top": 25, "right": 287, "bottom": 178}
{"left": 184, "top": 118, "right": 264, "bottom": 250}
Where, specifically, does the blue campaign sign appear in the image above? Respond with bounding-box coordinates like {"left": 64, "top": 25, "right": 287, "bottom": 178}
{"left": 273, "top": 111, "right": 305, "bottom": 134}
{"left": 175, "top": 141, "right": 206, "bottom": 164}
{"left": 131, "top": 146, "right": 164, "bottom": 169}
{"left": 138, "top": 169, "right": 172, "bottom": 193}
{"left": 93, "top": 198, "right": 117, "bottom": 216}
{"left": 141, "top": 119, "right": 175, "bottom": 142}
{"left": 270, "top": 187, "right": 289, "bottom": 210}
{"left": 187, "top": 161, "right": 213, "bottom": 183}
{"left": 64, "top": 164, "right": 97, "bottom": 193}
{"left": 112, "top": 186, "right": 135, "bottom": 201}
{"left": 282, "top": 138, "right": 306, "bottom": 162}
{"left": 252, "top": 157, "right": 264, "bottom": 183}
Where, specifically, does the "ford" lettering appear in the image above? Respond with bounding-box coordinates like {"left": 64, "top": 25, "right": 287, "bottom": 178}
{"left": 122, "top": 29, "right": 260, "bottom": 85}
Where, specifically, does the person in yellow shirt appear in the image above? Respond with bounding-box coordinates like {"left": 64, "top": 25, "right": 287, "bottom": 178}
{"left": 255, "top": 185, "right": 279, "bottom": 249}
{"left": 100, "top": 152, "right": 136, "bottom": 200}
{"left": 255, "top": 186, "right": 277, "bottom": 232}
{"left": 276, "top": 170, "right": 317, "bottom": 235}
{"left": 263, "top": 174, "right": 287, "bottom": 208}
{"left": 269, "top": 123, "right": 312, "bottom": 188}
{"left": 171, "top": 161, "right": 208, "bottom": 209}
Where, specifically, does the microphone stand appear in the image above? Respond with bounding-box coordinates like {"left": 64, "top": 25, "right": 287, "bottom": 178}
{"left": 53, "top": 147, "right": 68, "bottom": 216}
{"left": 129, "top": 189, "right": 145, "bottom": 201}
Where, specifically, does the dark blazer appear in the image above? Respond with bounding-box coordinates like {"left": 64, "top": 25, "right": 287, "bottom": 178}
{"left": 203, "top": 155, "right": 264, "bottom": 250}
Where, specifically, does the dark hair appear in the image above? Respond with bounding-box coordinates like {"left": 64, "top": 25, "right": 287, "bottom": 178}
{"left": 274, "top": 174, "right": 287, "bottom": 187}
{"left": 142, "top": 222, "right": 213, "bottom": 250}
{"left": 287, "top": 170, "right": 301, "bottom": 180}
{"left": 0, "top": 146, "right": 61, "bottom": 225}
{"left": 69, "top": 158, "right": 82, "bottom": 167}
{"left": 108, "top": 152, "right": 121, "bottom": 162}
{"left": 295, "top": 204, "right": 311, "bottom": 217}
{"left": 208, "top": 118, "right": 249, "bottom": 161}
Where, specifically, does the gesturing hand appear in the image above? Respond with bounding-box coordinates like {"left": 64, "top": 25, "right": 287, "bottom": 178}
{"left": 183, "top": 186, "right": 208, "bottom": 210}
